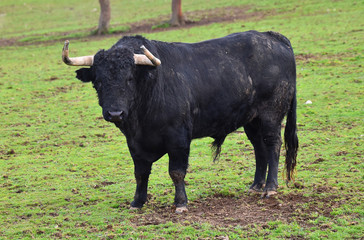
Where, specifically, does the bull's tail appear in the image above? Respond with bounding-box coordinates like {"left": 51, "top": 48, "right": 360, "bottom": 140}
{"left": 284, "top": 91, "right": 299, "bottom": 181}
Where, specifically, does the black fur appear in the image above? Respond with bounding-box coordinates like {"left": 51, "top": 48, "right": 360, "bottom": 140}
{"left": 72, "top": 31, "right": 298, "bottom": 208}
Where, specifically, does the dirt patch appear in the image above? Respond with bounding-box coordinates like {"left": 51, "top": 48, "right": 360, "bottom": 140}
{"left": 127, "top": 5, "right": 271, "bottom": 35}
{"left": 295, "top": 52, "right": 358, "bottom": 63}
{"left": 295, "top": 53, "right": 317, "bottom": 61}
{"left": 0, "top": 6, "right": 274, "bottom": 47}
{"left": 0, "top": 38, "right": 18, "bottom": 47}
{"left": 311, "top": 158, "right": 325, "bottom": 164}
{"left": 129, "top": 192, "right": 342, "bottom": 229}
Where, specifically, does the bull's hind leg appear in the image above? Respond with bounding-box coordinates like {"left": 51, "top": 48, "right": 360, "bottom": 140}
{"left": 244, "top": 118, "right": 282, "bottom": 197}
{"left": 262, "top": 128, "right": 282, "bottom": 197}
{"left": 244, "top": 120, "right": 267, "bottom": 193}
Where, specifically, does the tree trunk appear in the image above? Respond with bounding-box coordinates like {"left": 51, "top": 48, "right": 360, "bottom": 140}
{"left": 170, "top": 0, "right": 185, "bottom": 26}
{"left": 97, "top": 0, "right": 111, "bottom": 35}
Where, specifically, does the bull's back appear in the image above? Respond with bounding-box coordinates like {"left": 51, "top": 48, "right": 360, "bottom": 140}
{"left": 158, "top": 31, "right": 295, "bottom": 97}
{"left": 155, "top": 31, "right": 296, "bottom": 138}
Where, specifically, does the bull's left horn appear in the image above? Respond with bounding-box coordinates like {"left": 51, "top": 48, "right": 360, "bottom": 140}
{"left": 140, "top": 45, "right": 161, "bottom": 66}
{"left": 62, "top": 40, "right": 94, "bottom": 66}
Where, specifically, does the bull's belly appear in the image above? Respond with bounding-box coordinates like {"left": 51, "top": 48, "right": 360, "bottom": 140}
{"left": 191, "top": 106, "right": 256, "bottom": 139}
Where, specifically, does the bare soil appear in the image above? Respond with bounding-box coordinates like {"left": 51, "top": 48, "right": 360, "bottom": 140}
{"left": 129, "top": 189, "right": 344, "bottom": 229}
{"left": 127, "top": 5, "right": 272, "bottom": 35}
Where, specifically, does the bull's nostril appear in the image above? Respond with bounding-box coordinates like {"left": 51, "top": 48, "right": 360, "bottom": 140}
{"left": 108, "top": 111, "right": 123, "bottom": 117}
{"left": 107, "top": 111, "right": 123, "bottom": 122}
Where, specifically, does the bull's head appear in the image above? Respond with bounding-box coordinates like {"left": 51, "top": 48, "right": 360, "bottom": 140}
{"left": 62, "top": 40, "right": 161, "bottom": 123}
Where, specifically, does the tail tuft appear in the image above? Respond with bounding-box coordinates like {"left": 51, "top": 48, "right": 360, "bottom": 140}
{"left": 284, "top": 92, "right": 299, "bottom": 181}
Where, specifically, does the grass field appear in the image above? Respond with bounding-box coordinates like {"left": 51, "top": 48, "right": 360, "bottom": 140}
{"left": 0, "top": 0, "right": 363, "bottom": 239}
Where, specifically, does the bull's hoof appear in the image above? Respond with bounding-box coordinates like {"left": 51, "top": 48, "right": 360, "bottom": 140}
{"left": 248, "top": 183, "right": 265, "bottom": 194}
{"left": 248, "top": 188, "right": 262, "bottom": 194}
{"left": 129, "top": 206, "right": 141, "bottom": 210}
{"left": 261, "top": 190, "right": 277, "bottom": 198}
{"left": 175, "top": 206, "right": 188, "bottom": 214}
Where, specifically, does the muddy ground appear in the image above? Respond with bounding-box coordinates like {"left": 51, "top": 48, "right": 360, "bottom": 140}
{"left": 127, "top": 188, "right": 346, "bottom": 231}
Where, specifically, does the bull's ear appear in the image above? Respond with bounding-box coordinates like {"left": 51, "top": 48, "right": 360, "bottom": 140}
{"left": 75, "top": 68, "right": 94, "bottom": 82}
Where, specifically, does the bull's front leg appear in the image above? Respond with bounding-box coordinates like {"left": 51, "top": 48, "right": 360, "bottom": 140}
{"left": 168, "top": 146, "right": 190, "bottom": 213}
{"left": 130, "top": 159, "right": 152, "bottom": 209}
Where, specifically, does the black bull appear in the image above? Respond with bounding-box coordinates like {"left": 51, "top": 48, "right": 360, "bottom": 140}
{"left": 62, "top": 31, "right": 298, "bottom": 212}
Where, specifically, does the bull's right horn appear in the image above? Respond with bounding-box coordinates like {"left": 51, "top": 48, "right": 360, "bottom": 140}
{"left": 140, "top": 45, "right": 161, "bottom": 66}
{"left": 62, "top": 40, "right": 94, "bottom": 66}
{"left": 133, "top": 45, "right": 161, "bottom": 66}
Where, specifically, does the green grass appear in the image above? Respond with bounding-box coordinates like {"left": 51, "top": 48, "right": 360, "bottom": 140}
{"left": 0, "top": 0, "right": 363, "bottom": 239}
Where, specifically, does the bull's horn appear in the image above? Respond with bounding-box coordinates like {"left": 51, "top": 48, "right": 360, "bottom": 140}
{"left": 133, "top": 54, "right": 155, "bottom": 66}
{"left": 134, "top": 45, "right": 161, "bottom": 66}
{"left": 62, "top": 40, "right": 94, "bottom": 66}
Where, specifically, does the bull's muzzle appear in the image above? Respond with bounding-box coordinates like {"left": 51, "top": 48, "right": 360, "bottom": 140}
{"left": 105, "top": 111, "right": 124, "bottom": 122}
